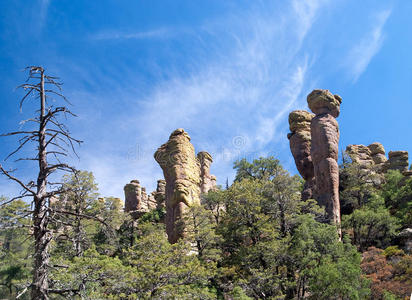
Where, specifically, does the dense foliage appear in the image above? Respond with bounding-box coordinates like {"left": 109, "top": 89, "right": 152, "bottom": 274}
{"left": 1, "top": 157, "right": 411, "bottom": 299}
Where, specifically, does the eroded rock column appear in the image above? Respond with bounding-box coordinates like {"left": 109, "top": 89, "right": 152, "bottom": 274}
{"left": 154, "top": 128, "right": 201, "bottom": 243}
{"left": 124, "top": 180, "right": 142, "bottom": 212}
{"left": 387, "top": 151, "right": 409, "bottom": 173}
{"left": 154, "top": 179, "right": 166, "bottom": 209}
{"left": 287, "top": 110, "right": 315, "bottom": 200}
{"left": 308, "top": 89, "right": 342, "bottom": 228}
{"left": 197, "top": 151, "right": 216, "bottom": 194}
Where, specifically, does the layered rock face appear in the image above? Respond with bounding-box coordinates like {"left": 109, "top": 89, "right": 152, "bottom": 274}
{"left": 287, "top": 110, "right": 315, "bottom": 200}
{"left": 308, "top": 89, "right": 342, "bottom": 227}
{"left": 124, "top": 180, "right": 156, "bottom": 216}
{"left": 197, "top": 151, "right": 216, "bottom": 194}
{"left": 154, "top": 129, "right": 202, "bottom": 243}
{"left": 368, "top": 142, "right": 387, "bottom": 166}
{"left": 345, "top": 143, "right": 387, "bottom": 173}
{"left": 387, "top": 151, "right": 409, "bottom": 173}
{"left": 346, "top": 144, "right": 374, "bottom": 167}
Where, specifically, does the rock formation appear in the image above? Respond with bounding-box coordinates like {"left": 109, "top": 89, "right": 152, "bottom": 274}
{"left": 287, "top": 110, "right": 315, "bottom": 200}
{"left": 368, "top": 142, "right": 387, "bottom": 166}
{"left": 197, "top": 151, "right": 216, "bottom": 194}
{"left": 346, "top": 144, "right": 374, "bottom": 167}
{"left": 154, "top": 128, "right": 202, "bottom": 243}
{"left": 387, "top": 151, "right": 409, "bottom": 173}
{"left": 153, "top": 179, "right": 166, "bottom": 208}
{"left": 308, "top": 89, "right": 342, "bottom": 228}
{"left": 124, "top": 180, "right": 143, "bottom": 212}
{"left": 345, "top": 143, "right": 388, "bottom": 174}
{"left": 124, "top": 180, "right": 156, "bottom": 217}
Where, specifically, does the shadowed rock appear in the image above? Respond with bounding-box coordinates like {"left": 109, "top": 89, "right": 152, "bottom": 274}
{"left": 287, "top": 110, "right": 315, "bottom": 200}
{"left": 154, "top": 179, "right": 166, "bottom": 209}
{"left": 154, "top": 128, "right": 201, "bottom": 243}
{"left": 387, "top": 151, "right": 409, "bottom": 173}
{"left": 124, "top": 180, "right": 156, "bottom": 217}
{"left": 308, "top": 89, "right": 342, "bottom": 229}
{"left": 124, "top": 180, "right": 142, "bottom": 212}
{"left": 197, "top": 151, "right": 216, "bottom": 194}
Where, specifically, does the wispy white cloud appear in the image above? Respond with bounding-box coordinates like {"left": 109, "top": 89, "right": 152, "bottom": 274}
{"left": 38, "top": 0, "right": 50, "bottom": 34}
{"left": 346, "top": 9, "right": 391, "bottom": 83}
{"left": 91, "top": 28, "right": 176, "bottom": 41}
{"left": 65, "top": 1, "right": 328, "bottom": 197}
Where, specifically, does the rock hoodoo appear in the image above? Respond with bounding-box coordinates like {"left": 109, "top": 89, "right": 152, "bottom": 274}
{"left": 387, "top": 151, "right": 409, "bottom": 173}
{"left": 197, "top": 151, "right": 216, "bottom": 194}
{"left": 287, "top": 110, "right": 315, "bottom": 200}
{"left": 368, "top": 142, "right": 387, "bottom": 166}
{"left": 153, "top": 179, "right": 166, "bottom": 208}
{"left": 124, "top": 180, "right": 156, "bottom": 216}
{"left": 308, "top": 89, "right": 342, "bottom": 228}
{"left": 154, "top": 128, "right": 202, "bottom": 243}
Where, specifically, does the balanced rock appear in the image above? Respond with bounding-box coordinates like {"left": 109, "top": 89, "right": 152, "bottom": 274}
{"left": 154, "top": 128, "right": 201, "bottom": 243}
{"left": 387, "top": 151, "right": 409, "bottom": 173}
{"left": 308, "top": 89, "right": 342, "bottom": 228}
{"left": 197, "top": 151, "right": 216, "bottom": 194}
{"left": 287, "top": 110, "right": 315, "bottom": 200}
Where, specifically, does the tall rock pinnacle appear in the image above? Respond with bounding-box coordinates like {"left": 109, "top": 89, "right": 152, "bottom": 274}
{"left": 308, "top": 89, "right": 342, "bottom": 229}
{"left": 197, "top": 151, "right": 216, "bottom": 194}
{"left": 154, "top": 128, "right": 201, "bottom": 243}
{"left": 287, "top": 110, "right": 315, "bottom": 200}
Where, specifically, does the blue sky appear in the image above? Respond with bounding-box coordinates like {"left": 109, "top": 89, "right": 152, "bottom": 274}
{"left": 1, "top": 0, "right": 411, "bottom": 199}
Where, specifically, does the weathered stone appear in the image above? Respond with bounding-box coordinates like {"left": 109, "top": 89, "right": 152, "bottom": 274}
{"left": 154, "top": 128, "right": 201, "bottom": 243}
{"left": 387, "top": 151, "right": 409, "bottom": 172}
{"left": 368, "top": 142, "right": 387, "bottom": 165}
{"left": 124, "top": 180, "right": 157, "bottom": 217}
{"left": 308, "top": 89, "right": 341, "bottom": 229}
{"left": 307, "top": 89, "right": 342, "bottom": 118}
{"left": 124, "top": 180, "right": 142, "bottom": 212}
{"left": 197, "top": 151, "right": 216, "bottom": 194}
{"left": 346, "top": 144, "right": 374, "bottom": 167}
{"left": 154, "top": 179, "right": 166, "bottom": 209}
{"left": 287, "top": 110, "right": 315, "bottom": 200}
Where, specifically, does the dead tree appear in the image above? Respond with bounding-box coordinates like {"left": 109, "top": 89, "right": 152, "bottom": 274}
{"left": 0, "top": 66, "right": 82, "bottom": 300}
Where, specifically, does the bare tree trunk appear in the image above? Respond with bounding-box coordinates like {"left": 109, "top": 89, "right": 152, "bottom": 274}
{"left": 1, "top": 66, "right": 82, "bottom": 299}
{"left": 31, "top": 69, "right": 50, "bottom": 300}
